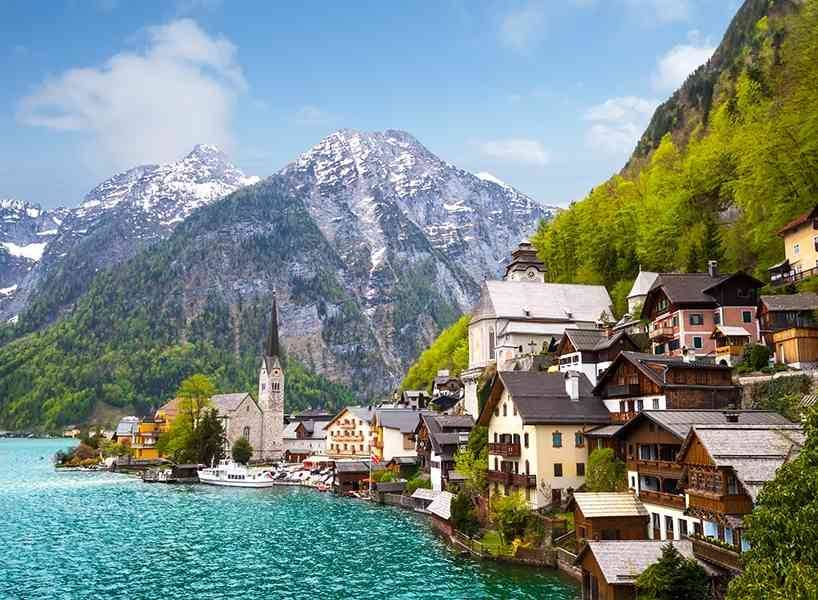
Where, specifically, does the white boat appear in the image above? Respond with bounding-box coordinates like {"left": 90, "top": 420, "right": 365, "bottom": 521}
{"left": 197, "top": 460, "right": 278, "bottom": 488}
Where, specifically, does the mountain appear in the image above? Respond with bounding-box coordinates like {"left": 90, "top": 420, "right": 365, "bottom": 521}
{"left": 531, "top": 0, "right": 818, "bottom": 313}
{"left": 1, "top": 145, "right": 259, "bottom": 329}
{"left": 0, "top": 130, "right": 551, "bottom": 429}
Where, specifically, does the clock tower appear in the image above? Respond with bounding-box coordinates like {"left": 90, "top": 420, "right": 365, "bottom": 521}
{"left": 503, "top": 240, "right": 546, "bottom": 282}
{"left": 258, "top": 292, "right": 284, "bottom": 461}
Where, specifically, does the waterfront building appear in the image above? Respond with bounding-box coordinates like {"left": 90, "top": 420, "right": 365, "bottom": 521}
{"left": 758, "top": 293, "right": 818, "bottom": 346}
{"left": 415, "top": 413, "right": 473, "bottom": 491}
{"left": 371, "top": 408, "right": 427, "bottom": 463}
{"left": 283, "top": 418, "right": 329, "bottom": 462}
{"left": 332, "top": 460, "right": 382, "bottom": 494}
{"left": 677, "top": 421, "right": 804, "bottom": 572}
{"left": 576, "top": 540, "right": 721, "bottom": 600}
{"left": 462, "top": 241, "right": 613, "bottom": 419}
{"left": 385, "top": 455, "right": 419, "bottom": 479}
{"left": 112, "top": 416, "right": 140, "bottom": 450}
{"left": 478, "top": 371, "right": 610, "bottom": 509}
{"left": 592, "top": 352, "right": 741, "bottom": 423}
{"left": 569, "top": 492, "right": 649, "bottom": 543}
{"left": 556, "top": 329, "right": 639, "bottom": 386}
{"left": 324, "top": 406, "right": 375, "bottom": 460}
{"left": 641, "top": 263, "right": 763, "bottom": 357}
{"left": 768, "top": 205, "right": 818, "bottom": 285}
{"left": 610, "top": 410, "right": 792, "bottom": 543}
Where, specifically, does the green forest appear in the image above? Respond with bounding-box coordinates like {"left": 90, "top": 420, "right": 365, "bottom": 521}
{"left": 532, "top": 1, "right": 818, "bottom": 314}
{"left": 399, "top": 315, "right": 470, "bottom": 392}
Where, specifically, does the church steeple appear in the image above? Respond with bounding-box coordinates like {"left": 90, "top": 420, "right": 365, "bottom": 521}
{"left": 265, "top": 291, "right": 280, "bottom": 359}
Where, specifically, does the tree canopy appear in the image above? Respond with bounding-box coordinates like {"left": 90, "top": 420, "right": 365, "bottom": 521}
{"left": 635, "top": 543, "right": 710, "bottom": 600}
{"left": 585, "top": 448, "right": 628, "bottom": 492}
{"left": 400, "top": 314, "right": 469, "bottom": 393}
{"left": 231, "top": 436, "right": 253, "bottom": 465}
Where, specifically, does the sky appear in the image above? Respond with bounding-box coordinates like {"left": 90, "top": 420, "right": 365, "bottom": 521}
{"left": 1, "top": 0, "right": 743, "bottom": 209}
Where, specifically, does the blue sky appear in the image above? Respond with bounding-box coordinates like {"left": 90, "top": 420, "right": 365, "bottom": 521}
{"left": 1, "top": 0, "right": 741, "bottom": 209}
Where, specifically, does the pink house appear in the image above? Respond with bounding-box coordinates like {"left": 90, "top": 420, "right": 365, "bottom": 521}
{"left": 641, "top": 262, "right": 763, "bottom": 357}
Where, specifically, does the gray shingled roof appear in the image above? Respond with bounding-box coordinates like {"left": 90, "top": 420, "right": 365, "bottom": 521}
{"left": 572, "top": 493, "right": 648, "bottom": 518}
{"left": 347, "top": 406, "right": 376, "bottom": 423}
{"left": 419, "top": 413, "right": 474, "bottom": 459}
{"left": 427, "top": 491, "right": 454, "bottom": 520}
{"left": 563, "top": 328, "right": 608, "bottom": 351}
{"left": 623, "top": 410, "right": 794, "bottom": 440}
{"left": 594, "top": 352, "right": 735, "bottom": 393}
{"left": 375, "top": 408, "right": 427, "bottom": 433}
{"left": 586, "top": 424, "right": 625, "bottom": 437}
{"left": 761, "top": 293, "right": 818, "bottom": 312}
{"left": 472, "top": 280, "right": 612, "bottom": 323}
{"left": 627, "top": 271, "right": 659, "bottom": 299}
{"left": 211, "top": 393, "right": 254, "bottom": 413}
{"left": 496, "top": 371, "right": 611, "bottom": 425}
{"left": 579, "top": 540, "right": 721, "bottom": 584}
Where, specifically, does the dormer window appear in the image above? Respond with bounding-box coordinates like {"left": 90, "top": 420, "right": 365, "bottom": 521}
{"left": 523, "top": 308, "right": 531, "bottom": 317}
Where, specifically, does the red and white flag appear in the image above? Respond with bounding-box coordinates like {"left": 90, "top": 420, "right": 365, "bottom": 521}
{"left": 370, "top": 453, "right": 381, "bottom": 464}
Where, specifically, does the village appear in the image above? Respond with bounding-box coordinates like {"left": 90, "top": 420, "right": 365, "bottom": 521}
{"left": 58, "top": 209, "right": 818, "bottom": 600}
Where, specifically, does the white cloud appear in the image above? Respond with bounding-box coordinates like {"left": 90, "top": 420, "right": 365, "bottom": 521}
{"left": 294, "top": 105, "right": 330, "bottom": 124}
{"left": 18, "top": 19, "right": 245, "bottom": 171}
{"left": 478, "top": 139, "right": 550, "bottom": 166}
{"left": 652, "top": 33, "right": 715, "bottom": 91}
{"left": 584, "top": 96, "right": 659, "bottom": 157}
{"left": 499, "top": 2, "right": 547, "bottom": 52}
{"left": 623, "top": 0, "right": 691, "bottom": 23}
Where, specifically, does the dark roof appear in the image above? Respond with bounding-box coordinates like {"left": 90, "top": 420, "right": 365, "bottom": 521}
{"left": 265, "top": 291, "right": 280, "bottom": 359}
{"left": 480, "top": 371, "right": 610, "bottom": 426}
{"left": 615, "top": 410, "right": 794, "bottom": 441}
{"left": 334, "top": 460, "right": 384, "bottom": 474}
{"left": 212, "top": 393, "right": 256, "bottom": 413}
{"left": 562, "top": 329, "right": 636, "bottom": 353}
{"left": 585, "top": 424, "right": 624, "bottom": 437}
{"left": 295, "top": 408, "right": 335, "bottom": 419}
{"left": 387, "top": 456, "right": 419, "bottom": 465}
{"left": 593, "top": 352, "right": 737, "bottom": 395}
{"left": 375, "top": 408, "right": 428, "bottom": 433}
{"left": 777, "top": 206, "right": 818, "bottom": 236}
{"left": 761, "top": 293, "right": 818, "bottom": 312}
{"left": 645, "top": 271, "right": 762, "bottom": 310}
{"left": 419, "top": 413, "right": 474, "bottom": 459}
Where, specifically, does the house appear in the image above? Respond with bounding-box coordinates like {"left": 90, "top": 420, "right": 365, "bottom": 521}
{"left": 569, "top": 492, "right": 649, "bottom": 543}
{"left": 415, "top": 413, "right": 474, "bottom": 491}
{"left": 430, "top": 370, "right": 464, "bottom": 412}
{"left": 710, "top": 325, "right": 752, "bottom": 367}
{"left": 768, "top": 205, "right": 818, "bottom": 285}
{"left": 758, "top": 293, "right": 818, "bottom": 346}
{"left": 557, "top": 329, "right": 640, "bottom": 385}
{"left": 62, "top": 427, "right": 81, "bottom": 439}
{"left": 397, "top": 390, "right": 429, "bottom": 410}
{"left": 642, "top": 262, "right": 763, "bottom": 357}
{"left": 130, "top": 418, "right": 163, "bottom": 460}
{"left": 772, "top": 326, "right": 818, "bottom": 369}
{"left": 462, "top": 241, "right": 613, "bottom": 418}
{"left": 332, "top": 460, "right": 382, "bottom": 494}
{"left": 112, "top": 416, "right": 140, "bottom": 450}
{"left": 283, "top": 418, "right": 329, "bottom": 462}
{"left": 324, "top": 406, "right": 375, "bottom": 460}
{"left": 371, "top": 408, "right": 427, "bottom": 462}
{"left": 678, "top": 422, "right": 804, "bottom": 572}
{"left": 576, "top": 540, "right": 722, "bottom": 600}
{"left": 386, "top": 455, "right": 419, "bottom": 479}
{"left": 478, "top": 371, "right": 610, "bottom": 509}
{"left": 613, "top": 410, "right": 793, "bottom": 543}
{"left": 592, "top": 352, "right": 741, "bottom": 423}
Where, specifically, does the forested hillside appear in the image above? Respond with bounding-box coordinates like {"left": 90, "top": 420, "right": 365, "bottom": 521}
{"left": 399, "top": 315, "right": 469, "bottom": 393}
{"left": 534, "top": 0, "right": 818, "bottom": 314}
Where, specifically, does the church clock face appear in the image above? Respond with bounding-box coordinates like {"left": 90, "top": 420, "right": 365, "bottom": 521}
{"left": 526, "top": 268, "right": 537, "bottom": 279}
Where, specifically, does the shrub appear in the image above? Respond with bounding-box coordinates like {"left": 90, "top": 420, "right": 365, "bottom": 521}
{"left": 451, "top": 491, "right": 480, "bottom": 537}
{"left": 740, "top": 344, "right": 772, "bottom": 372}
{"left": 231, "top": 436, "right": 253, "bottom": 464}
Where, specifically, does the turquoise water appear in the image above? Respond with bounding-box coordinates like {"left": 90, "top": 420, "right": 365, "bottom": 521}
{"left": 0, "top": 439, "right": 579, "bottom": 599}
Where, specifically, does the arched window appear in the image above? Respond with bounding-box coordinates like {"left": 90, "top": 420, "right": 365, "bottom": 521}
{"left": 513, "top": 433, "right": 520, "bottom": 445}
{"left": 494, "top": 457, "right": 498, "bottom": 470}
{"left": 243, "top": 426, "right": 250, "bottom": 439}
{"left": 524, "top": 433, "right": 529, "bottom": 448}
{"left": 525, "top": 460, "right": 530, "bottom": 475}
{"left": 494, "top": 432, "right": 498, "bottom": 443}
{"left": 503, "top": 403, "right": 507, "bottom": 417}
{"left": 552, "top": 431, "right": 562, "bottom": 448}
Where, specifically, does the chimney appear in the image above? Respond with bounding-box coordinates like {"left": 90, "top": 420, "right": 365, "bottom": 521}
{"left": 682, "top": 347, "right": 696, "bottom": 364}
{"left": 707, "top": 260, "right": 718, "bottom": 278}
{"left": 724, "top": 410, "right": 739, "bottom": 423}
{"left": 565, "top": 372, "right": 580, "bottom": 401}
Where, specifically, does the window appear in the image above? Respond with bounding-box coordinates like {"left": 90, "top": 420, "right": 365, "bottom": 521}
{"left": 242, "top": 426, "right": 250, "bottom": 439}
{"left": 636, "top": 399, "right": 644, "bottom": 412}
{"left": 494, "top": 458, "right": 498, "bottom": 470}
{"left": 575, "top": 432, "right": 584, "bottom": 447}
{"left": 552, "top": 431, "right": 562, "bottom": 448}
{"left": 502, "top": 403, "right": 507, "bottom": 417}
{"left": 693, "top": 336, "right": 703, "bottom": 349}
{"left": 672, "top": 315, "right": 679, "bottom": 327}
{"left": 554, "top": 463, "right": 563, "bottom": 477}
{"left": 523, "top": 433, "right": 529, "bottom": 448}
{"left": 689, "top": 313, "right": 704, "bottom": 325}
{"left": 679, "top": 519, "right": 688, "bottom": 538}
{"left": 489, "top": 330, "right": 496, "bottom": 360}
{"left": 665, "top": 516, "right": 675, "bottom": 540}
{"left": 525, "top": 460, "right": 530, "bottom": 475}
{"left": 359, "top": 444, "right": 363, "bottom": 452}
{"left": 794, "top": 242, "right": 801, "bottom": 255}
{"left": 652, "top": 398, "right": 660, "bottom": 409}
{"left": 630, "top": 476, "right": 636, "bottom": 489}
{"left": 494, "top": 432, "right": 498, "bottom": 443}
{"left": 814, "top": 236, "right": 818, "bottom": 252}
{"left": 713, "top": 311, "right": 720, "bottom": 325}
{"left": 513, "top": 405, "right": 517, "bottom": 416}
{"left": 494, "top": 407, "right": 499, "bottom": 417}
{"left": 668, "top": 339, "right": 680, "bottom": 352}
{"left": 576, "top": 462, "right": 585, "bottom": 476}
{"left": 654, "top": 343, "right": 665, "bottom": 355}
{"left": 742, "top": 310, "right": 752, "bottom": 323}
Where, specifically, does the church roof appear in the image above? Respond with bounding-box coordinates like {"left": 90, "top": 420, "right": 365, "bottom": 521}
{"left": 627, "top": 271, "right": 659, "bottom": 300}
{"left": 265, "top": 291, "right": 281, "bottom": 359}
{"left": 212, "top": 393, "right": 255, "bottom": 414}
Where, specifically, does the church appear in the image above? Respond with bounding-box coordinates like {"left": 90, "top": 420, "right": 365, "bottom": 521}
{"left": 211, "top": 294, "right": 285, "bottom": 462}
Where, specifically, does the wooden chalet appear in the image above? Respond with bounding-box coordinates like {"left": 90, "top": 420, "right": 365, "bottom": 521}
{"left": 568, "top": 492, "right": 649, "bottom": 544}
{"left": 556, "top": 329, "right": 640, "bottom": 385}
{"left": 415, "top": 414, "right": 473, "bottom": 491}
{"left": 592, "top": 352, "right": 741, "bottom": 423}
{"left": 758, "top": 293, "right": 818, "bottom": 345}
{"left": 677, "top": 423, "right": 804, "bottom": 573}
{"left": 772, "top": 326, "right": 818, "bottom": 369}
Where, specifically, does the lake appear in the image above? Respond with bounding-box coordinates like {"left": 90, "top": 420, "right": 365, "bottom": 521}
{"left": 0, "top": 439, "right": 579, "bottom": 599}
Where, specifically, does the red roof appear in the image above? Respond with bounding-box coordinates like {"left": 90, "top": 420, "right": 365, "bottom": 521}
{"left": 778, "top": 206, "right": 818, "bottom": 236}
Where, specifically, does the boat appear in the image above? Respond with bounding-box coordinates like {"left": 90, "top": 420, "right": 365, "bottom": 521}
{"left": 197, "top": 460, "right": 278, "bottom": 488}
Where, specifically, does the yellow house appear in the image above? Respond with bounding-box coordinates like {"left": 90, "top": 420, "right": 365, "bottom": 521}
{"left": 126, "top": 399, "right": 178, "bottom": 461}
{"left": 370, "top": 408, "right": 425, "bottom": 462}
{"left": 770, "top": 206, "right": 818, "bottom": 284}
{"left": 477, "top": 371, "right": 611, "bottom": 509}
{"left": 324, "top": 406, "right": 375, "bottom": 460}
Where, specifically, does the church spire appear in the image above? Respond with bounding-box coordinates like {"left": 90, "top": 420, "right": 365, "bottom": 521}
{"left": 266, "top": 291, "right": 280, "bottom": 358}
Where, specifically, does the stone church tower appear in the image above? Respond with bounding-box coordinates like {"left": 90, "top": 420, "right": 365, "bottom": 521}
{"left": 258, "top": 293, "right": 284, "bottom": 461}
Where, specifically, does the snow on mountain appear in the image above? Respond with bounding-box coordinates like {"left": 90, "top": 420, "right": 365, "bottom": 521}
{"left": 475, "top": 171, "right": 510, "bottom": 189}
{"left": 0, "top": 147, "right": 259, "bottom": 323}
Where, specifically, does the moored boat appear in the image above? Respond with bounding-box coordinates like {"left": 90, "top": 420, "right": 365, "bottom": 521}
{"left": 197, "top": 460, "right": 278, "bottom": 488}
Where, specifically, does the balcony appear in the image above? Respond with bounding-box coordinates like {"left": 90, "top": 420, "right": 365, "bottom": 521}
{"left": 488, "top": 442, "right": 521, "bottom": 457}
{"left": 611, "top": 411, "right": 638, "bottom": 423}
{"left": 691, "top": 536, "right": 742, "bottom": 572}
{"left": 337, "top": 422, "right": 355, "bottom": 429}
{"left": 605, "top": 384, "right": 640, "bottom": 399}
{"left": 487, "top": 470, "right": 512, "bottom": 485}
{"left": 715, "top": 345, "right": 746, "bottom": 356}
{"left": 639, "top": 489, "right": 685, "bottom": 510}
{"left": 771, "top": 265, "right": 818, "bottom": 287}
{"left": 687, "top": 491, "right": 754, "bottom": 516}
{"left": 649, "top": 326, "right": 675, "bottom": 342}
{"left": 628, "top": 459, "right": 684, "bottom": 476}
{"left": 509, "top": 473, "right": 537, "bottom": 488}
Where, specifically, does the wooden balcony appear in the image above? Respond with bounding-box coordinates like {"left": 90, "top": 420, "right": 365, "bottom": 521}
{"left": 509, "top": 473, "right": 537, "bottom": 488}
{"left": 487, "top": 470, "right": 511, "bottom": 485}
{"left": 691, "top": 537, "right": 742, "bottom": 573}
{"left": 715, "top": 345, "right": 746, "bottom": 356}
{"left": 488, "top": 442, "right": 521, "bottom": 457}
{"left": 611, "top": 411, "right": 638, "bottom": 423}
{"left": 771, "top": 265, "right": 818, "bottom": 287}
{"left": 628, "top": 459, "right": 684, "bottom": 476}
{"left": 639, "top": 489, "right": 685, "bottom": 510}
{"left": 650, "top": 326, "right": 675, "bottom": 341}
{"left": 687, "top": 491, "right": 753, "bottom": 516}
{"left": 605, "top": 384, "right": 640, "bottom": 399}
